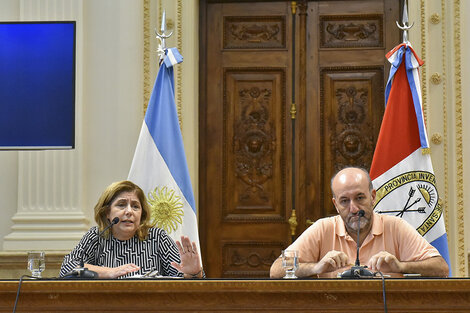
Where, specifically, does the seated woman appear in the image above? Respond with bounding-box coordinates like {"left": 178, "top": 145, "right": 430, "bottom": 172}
{"left": 59, "top": 180, "right": 203, "bottom": 279}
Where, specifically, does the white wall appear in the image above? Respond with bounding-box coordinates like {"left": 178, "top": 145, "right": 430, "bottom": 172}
{"left": 0, "top": 151, "right": 18, "bottom": 249}
{"left": 81, "top": 0, "right": 144, "bottom": 218}
{"left": 408, "top": 0, "right": 468, "bottom": 275}
{"left": 0, "top": 0, "right": 199, "bottom": 251}
{"left": 0, "top": 1, "right": 22, "bottom": 250}
{"left": 0, "top": 0, "right": 144, "bottom": 249}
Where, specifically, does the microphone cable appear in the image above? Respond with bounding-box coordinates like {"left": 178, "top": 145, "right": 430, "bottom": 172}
{"left": 374, "top": 271, "right": 388, "bottom": 313}
{"left": 12, "top": 274, "right": 35, "bottom": 313}
{"left": 12, "top": 275, "right": 65, "bottom": 313}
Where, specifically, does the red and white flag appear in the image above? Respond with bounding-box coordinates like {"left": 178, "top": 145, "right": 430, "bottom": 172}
{"left": 369, "top": 43, "right": 451, "bottom": 272}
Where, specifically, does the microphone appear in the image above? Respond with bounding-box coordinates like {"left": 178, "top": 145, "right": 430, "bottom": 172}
{"left": 66, "top": 217, "right": 120, "bottom": 279}
{"left": 340, "top": 210, "right": 373, "bottom": 278}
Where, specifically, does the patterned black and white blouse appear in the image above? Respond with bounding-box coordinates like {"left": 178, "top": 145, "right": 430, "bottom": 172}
{"left": 59, "top": 226, "right": 182, "bottom": 278}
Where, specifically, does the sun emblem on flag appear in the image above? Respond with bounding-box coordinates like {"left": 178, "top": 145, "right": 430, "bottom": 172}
{"left": 374, "top": 170, "right": 443, "bottom": 237}
{"left": 147, "top": 186, "right": 184, "bottom": 234}
{"left": 417, "top": 183, "right": 436, "bottom": 207}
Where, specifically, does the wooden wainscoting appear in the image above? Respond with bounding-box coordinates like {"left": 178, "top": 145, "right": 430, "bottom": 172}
{"left": 0, "top": 252, "right": 66, "bottom": 279}
{"left": 1, "top": 279, "right": 470, "bottom": 312}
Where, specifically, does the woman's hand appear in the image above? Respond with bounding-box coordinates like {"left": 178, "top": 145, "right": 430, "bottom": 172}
{"left": 85, "top": 263, "right": 140, "bottom": 279}
{"left": 171, "top": 236, "right": 203, "bottom": 278}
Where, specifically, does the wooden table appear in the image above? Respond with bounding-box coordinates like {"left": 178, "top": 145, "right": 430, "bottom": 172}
{"left": 1, "top": 278, "right": 470, "bottom": 312}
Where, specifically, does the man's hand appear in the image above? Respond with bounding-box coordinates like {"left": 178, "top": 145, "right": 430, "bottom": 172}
{"left": 367, "top": 252, "right": 449, "bottom": 277}
{"left": 313, "top": 250, "right": 350, "bottom": 274}
{"left": 367, "top": 251, "right": 402, "bottom": 273}
{"left": 270, "top": 250, "right": 351, "bottom": 278}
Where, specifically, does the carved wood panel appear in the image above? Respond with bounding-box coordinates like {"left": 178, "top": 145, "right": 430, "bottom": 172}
{"left": 222, "top": 241, "right": 282, "bottom": 277}
{"left": 201, "top": 1, "right": 292, "bottom": 278}
{"left": 223, "top": 69, "right": 286, "bottom": 222}
{"left": 320, "top": 67, "right": 384, "bottom": 216}
{"left": 302, "top": 0, "right": 399, "bottom": 224}
{"left": 320, "top": 14, "right": 383, "bottom": 48}
{"left": 224, "top": 16, "right": 286, "bottom": 49}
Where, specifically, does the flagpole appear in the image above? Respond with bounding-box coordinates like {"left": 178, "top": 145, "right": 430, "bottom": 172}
{"left": 396, "top": 0, "right": 414, "bottom": 44}
{"left": 155, "top": 10, "right": 173, "bottom": 65}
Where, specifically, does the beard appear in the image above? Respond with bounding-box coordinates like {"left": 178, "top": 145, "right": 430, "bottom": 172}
{"left": 346, "top": 214, "right": 370, "bottom": 232}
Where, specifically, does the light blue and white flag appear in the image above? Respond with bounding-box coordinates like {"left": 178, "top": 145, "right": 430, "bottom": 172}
{"left": 128, "top": 48, "right": 200, "bottom": 254}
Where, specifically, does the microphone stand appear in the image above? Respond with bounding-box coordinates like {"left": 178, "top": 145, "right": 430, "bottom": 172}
{"left": 65, "top": 217, "right": 120, "bottom": 279}
{"left": 341, "top": 211, "right": 373, "bottom": 278}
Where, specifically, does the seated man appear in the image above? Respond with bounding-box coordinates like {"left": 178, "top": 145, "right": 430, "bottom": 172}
{"left": 270, "top": 167, "right": 449, "bottom": 278}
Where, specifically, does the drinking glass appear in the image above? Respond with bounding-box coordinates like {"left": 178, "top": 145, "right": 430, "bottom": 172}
{"left": 282, "top": 249, "right": 299, "bottom": 279}
{"left": 27, "top": 251, "right": 45, "bottom": 278}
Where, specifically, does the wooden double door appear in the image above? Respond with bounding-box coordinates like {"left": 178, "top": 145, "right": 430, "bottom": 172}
{"left": 199, "top": 0, "right": 400, "bottom": 278}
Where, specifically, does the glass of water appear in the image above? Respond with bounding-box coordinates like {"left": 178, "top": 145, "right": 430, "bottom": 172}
{"left": 282, "top": 249, "right": 299, "bottom": 279}
{"left": 27, "top": 251, "right": 45, "bottom": 278}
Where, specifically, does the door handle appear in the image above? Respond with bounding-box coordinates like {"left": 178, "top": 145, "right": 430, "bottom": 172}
{"left": 306, "top": 219, "right": 313, "bottom": 226}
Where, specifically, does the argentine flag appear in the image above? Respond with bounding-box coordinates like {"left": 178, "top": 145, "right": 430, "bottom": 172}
{"left": 128, "top": 48, "right": 200, "bottom": 255}
{"left": 370, "top": 43, "right": 451, "bottom": 274}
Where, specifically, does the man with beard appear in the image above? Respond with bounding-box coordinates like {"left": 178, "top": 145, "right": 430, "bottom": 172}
{"left": 270, "top": 167, "right": 449, "bottom": 278}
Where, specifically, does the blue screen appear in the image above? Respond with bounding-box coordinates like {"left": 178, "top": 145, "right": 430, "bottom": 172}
{"left": 0, "top": 22, "right": 75, "bottom": 149}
